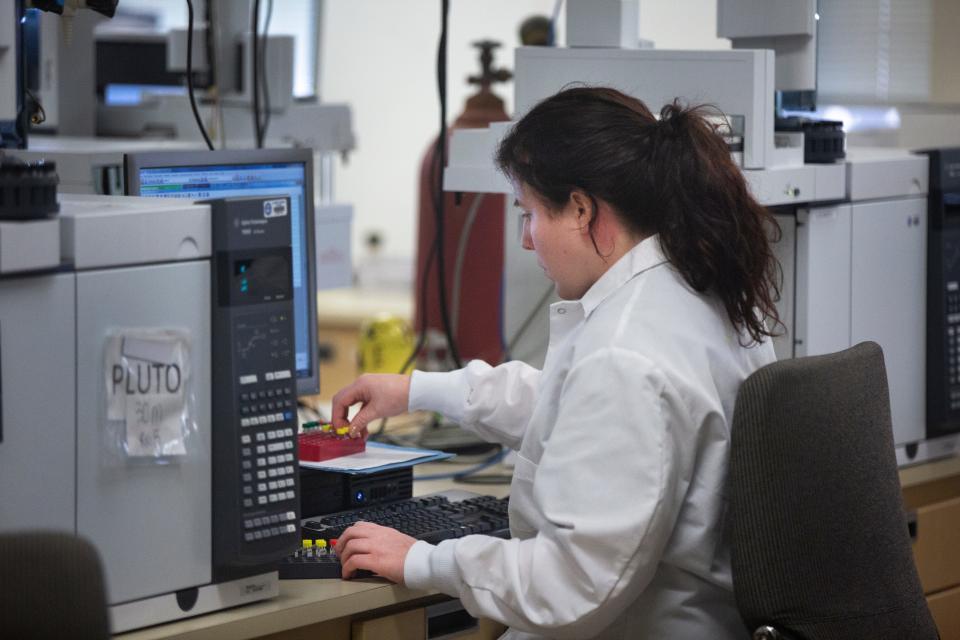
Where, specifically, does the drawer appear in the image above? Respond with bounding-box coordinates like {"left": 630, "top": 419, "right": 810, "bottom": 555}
{"left": 425, "top": 600, "right": 506, "bottom": 640}
{"left": 348, "top": 604, "right": 505, "bottom": 640}
{"left": 352, "top": 608, "right": 424, "bottom": 640}
{"left": 928, "top": 584, "right": 960, "bottom": 640}
{"left": 913, "top": 495, "right": 960, "bottom": 594}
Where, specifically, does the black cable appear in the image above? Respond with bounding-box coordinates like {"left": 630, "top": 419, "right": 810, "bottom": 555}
{"left": 251, "top": 0, "right": 263, "bottom": 148}
{"left": 432, "top": 0, "right": 463, "bottom": 369}
{"left": 371, "top": 132, "right": 447, "bottom": 441}
{"left": 371, "top": 0, "right": 459, "bottom": 440}
{"left": 368, "top": 226, "right": 439, "bottom": 442}
{"left": 504, "top": 284, "right": 555, "bottom": 360}
{"left": 203, "top": 0, "right": 216, "bottom": 91}
{"left": 371, "top": 5, "right": 464, "bottom": 444}
{"left": 456, "top": 473, "right": 513, "bottom": 485}
{"left": 259, "top": 0, "right": 274, "bottom": 144}
{"left": 203, "top": 0, "right": 219, "bottom": 147}
{"left": 415, "top": 447, "right": 508, "bottom": 482}
{"left": 367, "top": 126, "right": 450, "bottom": 444}
{"left": 185, "top": 0, "right": 214, "bottom": 150}
{"left": 12, "top": 0, "right": 28, "bottom": 148}
{"left": 389, "top": 0, "right": 461, "bottom": 383}
{"left": 25, "top": 89, "right": 46, "bottom": 126}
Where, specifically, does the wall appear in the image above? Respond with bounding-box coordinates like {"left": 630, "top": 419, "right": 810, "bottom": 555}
{"left": 930, "top": 0, "right": 960, "bottom": 104}
{"left": 319, "top": 0, "right": 727, "bottom": 284}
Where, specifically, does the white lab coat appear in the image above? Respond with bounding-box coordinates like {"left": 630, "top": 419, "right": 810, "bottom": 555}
{"left": 403, "top": 235, "right": 775, "bottom": 639}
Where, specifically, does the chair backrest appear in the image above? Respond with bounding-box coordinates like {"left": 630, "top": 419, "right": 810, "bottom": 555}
{"left": 0, "top": 531, "right": 110, "bottom": 640}
{"left": 728, "top": 341, "right": 938, "bottom": 639}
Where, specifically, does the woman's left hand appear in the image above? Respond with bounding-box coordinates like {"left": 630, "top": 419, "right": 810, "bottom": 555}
{"left": 335, "top": 522, "right": 418, "bottom": 583}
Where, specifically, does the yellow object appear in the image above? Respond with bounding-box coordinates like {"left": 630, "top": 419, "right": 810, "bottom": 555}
{"left": 302, "top": 539, "right": 314, "bottom": 548}
{"left": 336, "top": 427, "right": 349, "bottom": 436}
{"left": 358, "top": 313, "right": 415, "bottom": 375}
{"left": 321, "top": 423, "right": 332, "bottom": 432}
{"left": 316, "top": 539, "right": 328, "bottom": 549}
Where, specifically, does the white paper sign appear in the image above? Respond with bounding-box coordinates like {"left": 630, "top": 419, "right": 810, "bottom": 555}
{"left": 105, "top": 332, "right": 191, "bottom": 457}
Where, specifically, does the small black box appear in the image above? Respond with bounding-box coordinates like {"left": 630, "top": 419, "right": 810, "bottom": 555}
{"left": 299, "top": 466, "right": 413, "bottom": 518}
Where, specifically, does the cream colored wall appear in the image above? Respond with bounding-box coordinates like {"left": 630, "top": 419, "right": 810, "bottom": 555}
{"left": 931, "top": 0, "right": 960, "bottom": 104}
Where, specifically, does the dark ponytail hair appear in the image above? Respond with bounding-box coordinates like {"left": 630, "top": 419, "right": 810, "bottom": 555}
{"left": 496, "top": 86, "right": 781, "bottom": 344}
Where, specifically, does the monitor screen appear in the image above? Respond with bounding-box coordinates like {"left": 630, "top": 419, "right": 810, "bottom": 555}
{"left": 124, "top": 149, "right": 319, "bottom": 397}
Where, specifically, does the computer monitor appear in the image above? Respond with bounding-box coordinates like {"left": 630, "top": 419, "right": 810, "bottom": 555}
{"left": 124, "top": 148, "right": 319, "bottom": 397}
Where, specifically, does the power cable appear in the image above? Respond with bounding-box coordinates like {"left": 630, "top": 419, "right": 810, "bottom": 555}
{"left": 203, "top": 0, "right": 216, "bottom": 92}
{"left": 374, "top": 0, "right": 459, "bottom": 442}
{"left": 185, "top": 0, "right": 214, "bottom": 150}
{"left": 371, "top": 0, "right": 462, "bottom": 444}
{"left": 450, "top": 193, "right": 485, "bottom": 333}
{"left": 251, "top": 0, "right": 263, "bottom": 147}
{"left": 504, "top": 284, "right": 555, "bottom": 360}
{"left": 24, "top": 89, "right": 46, "bottom": 126}
{"left": 205, "top": 0, "right": 226, "bottom": 148}
{"left": 367, "top": 227, "right": 438, "bottom": 442}
{"left": 414, "top": 447, "right": 509, "bottom": 482}
{"left": 432, "top": 0, "right": 463, "bottom": 369}
{"left": 259, "top": 0, "right": 274, "bottom": 144}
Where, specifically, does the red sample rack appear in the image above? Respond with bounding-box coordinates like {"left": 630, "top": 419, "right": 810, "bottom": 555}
{"left": 298, "top": 422, "right": 366, "bottom": 463}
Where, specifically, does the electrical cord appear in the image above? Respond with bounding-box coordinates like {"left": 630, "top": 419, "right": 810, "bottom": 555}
{"left": 24, "top": 89, "right": 46, "bottom": 125}
{"left": 373, "top": 1, "right": 463, "bottom": 443}
{"left": 432, "top": 0, "right": 463, "bottom": 369}
{"left": 504, "top": 284, "right": 555, "bottom": 361}
{"left": 251, "top": 0, "right": 262, "bottom": 148}
{"left": 185, "top": 0, "right": 214, "bottom": 150}
{"left": 367, "top": 225, "right": 439, "bottom": 442}
{"left": 259, "top": 0, "right": 274, "bottom": 144}
{"left": 203, "top": 0, "right": 216, "bottom": 91}
{"left": 455, "top": 472, "right": 513, "bottom": 486}
{"left": 414, "top": 447, "right": 509, "bottom": 482}
{"left": 205, "top": 0, "right": 226, "bottom": 148}
{"left": 370, "top": 31, "right": 460, "bottom": 439}
{"left": 371, "top": 194, "right": 477, "bottom": 444}
{"left": 450, "top": 193, "right": 485, "bottom": 334}
{"left": 297, "top": 402, "right": 327, "bottom": 425}
{"left": 498, "top": 279, "right": 509, "bottom": 359}
{"left": 381, "top": 0, "right": 461, "bottom": 392}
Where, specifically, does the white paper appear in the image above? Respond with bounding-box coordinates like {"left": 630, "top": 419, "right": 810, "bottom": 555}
{"left": 105, "top": 332, "right": 190, "bottom": 457}
{"left": 299, "top": 443, "right": 443, "bottom": 472}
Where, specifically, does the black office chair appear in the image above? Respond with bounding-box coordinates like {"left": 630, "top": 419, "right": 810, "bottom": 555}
{"left": 727, "top": 341, "right": 939, "bottom": 640}
{"left": 0, "top": 531, "right": 110, "bottom": 640}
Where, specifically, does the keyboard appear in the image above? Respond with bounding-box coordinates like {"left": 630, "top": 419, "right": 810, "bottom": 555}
{"left": 278, "top": 492, "right": 510, "bottom": 579}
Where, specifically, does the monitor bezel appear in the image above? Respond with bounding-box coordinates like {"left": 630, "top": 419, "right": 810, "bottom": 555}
{"left": 124, "top": 147, "right": 320, "bottom": 398}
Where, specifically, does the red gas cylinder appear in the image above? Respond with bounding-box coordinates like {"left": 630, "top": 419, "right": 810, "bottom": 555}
{"left": 414, "top": 41, "right": 511, "bottom": 366}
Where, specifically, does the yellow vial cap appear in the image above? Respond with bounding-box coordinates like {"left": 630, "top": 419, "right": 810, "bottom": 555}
{"left": 321, "top": 423, "right": 333, "bottom": 432}
{"left": 315, "top": 539, "right": 328, "bottom": 549}
{"left": 336, "top": 427, "right": 349, "bottom": 436}
{"left": 302, "top": 539, "right": 314, "bottom": 548}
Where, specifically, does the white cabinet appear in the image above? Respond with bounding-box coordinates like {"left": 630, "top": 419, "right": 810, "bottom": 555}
{"left": 850, "top": 198, "right": 927, "bottom": 446}
{"left": 794, "top": 197, "right": 927, "bottom": 448}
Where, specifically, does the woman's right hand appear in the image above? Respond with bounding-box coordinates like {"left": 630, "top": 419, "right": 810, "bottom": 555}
{"left": 330, "top": 374, "right": 412, "bottom": 440}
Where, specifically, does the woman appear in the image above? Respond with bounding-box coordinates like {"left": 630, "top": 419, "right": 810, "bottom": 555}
{"left": 332, "top": 86, "right": 780, "bottom": 639}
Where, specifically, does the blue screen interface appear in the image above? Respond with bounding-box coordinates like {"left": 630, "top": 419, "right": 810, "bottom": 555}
{"left": 138, "top": 162, "right": 312, "bottom": 379}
